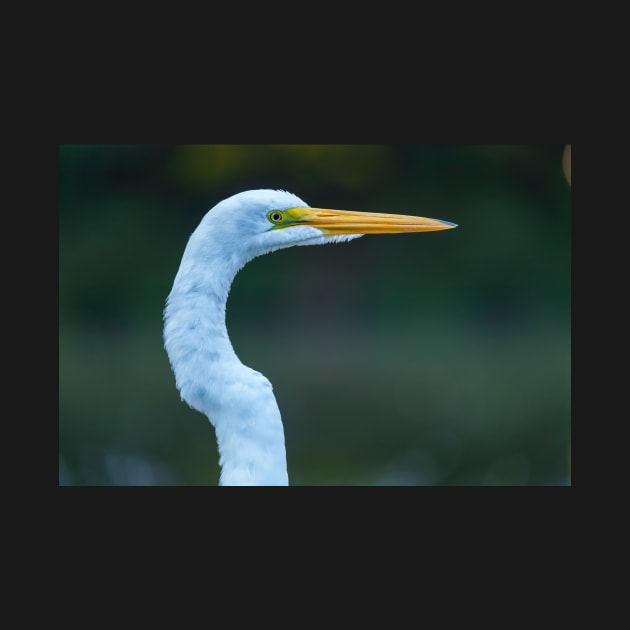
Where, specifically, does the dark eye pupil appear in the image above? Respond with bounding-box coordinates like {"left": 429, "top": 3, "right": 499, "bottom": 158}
{"left": 272, "top": 213, "right": 281, "bottom": 221}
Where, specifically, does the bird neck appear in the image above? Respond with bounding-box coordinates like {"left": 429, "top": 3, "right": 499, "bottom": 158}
{"left": 164, "top": 254, "right": 288, "bottom": 486}
{"left": 165, "top": 252, "right": 239, "bottom": 363}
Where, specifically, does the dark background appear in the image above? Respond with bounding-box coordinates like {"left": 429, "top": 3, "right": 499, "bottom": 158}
{"left": 59, "top": 144, "right": 571, "bottom": 485}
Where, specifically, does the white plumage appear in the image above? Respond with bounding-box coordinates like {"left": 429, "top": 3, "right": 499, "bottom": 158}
{"left": 163, "top": 189, "right": 456, "bottom": 485}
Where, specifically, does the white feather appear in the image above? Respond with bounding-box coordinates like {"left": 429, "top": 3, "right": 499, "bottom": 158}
{"left": 163, "top": 190, "right": 362, "bottom": 485}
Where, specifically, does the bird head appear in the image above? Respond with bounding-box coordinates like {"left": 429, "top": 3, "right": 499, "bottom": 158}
{"left": 189, "top": 189, "right": 456, "bottom": 269}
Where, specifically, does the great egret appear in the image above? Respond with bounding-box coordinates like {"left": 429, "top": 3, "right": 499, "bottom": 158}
{"left": 163, "top": 189, "right": 456, "bottom": 485}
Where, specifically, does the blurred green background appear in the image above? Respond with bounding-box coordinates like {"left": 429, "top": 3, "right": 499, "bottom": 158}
{"left": 59, "top": 144, "right": 571, "bottom": 486}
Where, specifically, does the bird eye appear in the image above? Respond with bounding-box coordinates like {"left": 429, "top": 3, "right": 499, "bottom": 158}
{"left": 267, "top": 211, "right": 284, "bottom": 224}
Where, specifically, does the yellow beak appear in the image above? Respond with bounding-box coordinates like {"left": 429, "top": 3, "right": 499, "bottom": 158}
{"left": 282, "top": 207, "right": 457, "bottom": 235}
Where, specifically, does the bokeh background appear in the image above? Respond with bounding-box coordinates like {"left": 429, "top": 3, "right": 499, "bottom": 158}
{"left": 59, "top": 144, "right": 571, "bottom": 486}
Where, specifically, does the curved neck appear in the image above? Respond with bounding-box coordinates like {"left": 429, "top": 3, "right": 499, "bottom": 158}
{"left": 163, "top": 250, "right": 288, "bottom": 486}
